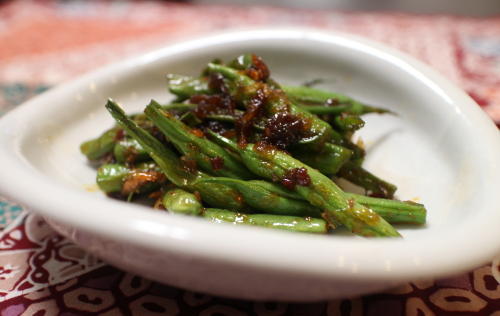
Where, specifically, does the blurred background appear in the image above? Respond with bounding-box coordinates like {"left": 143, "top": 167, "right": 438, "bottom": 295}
{"left": 2, "top": 0, "right": 499, "bottom": 120}
{"left": 195, "top": 0, "right": 500, "bottom": 16}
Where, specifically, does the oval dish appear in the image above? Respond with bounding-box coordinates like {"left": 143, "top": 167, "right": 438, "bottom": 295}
{"left": 0, "top": 29, "right": 499, "bottom": 301}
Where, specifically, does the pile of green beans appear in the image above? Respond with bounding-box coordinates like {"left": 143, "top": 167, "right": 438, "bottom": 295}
{"left": 80, "top": 54, "right": 426, "bottom": 237}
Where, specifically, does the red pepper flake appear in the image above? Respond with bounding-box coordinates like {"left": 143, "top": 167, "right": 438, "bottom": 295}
{"left": 281, "top": 168, "right": 311, "bottom": 190}
{"left": 245, "top": 54, "right": 270, "bottom": 82}
{"left": 210, "top": 156, "right": 224, "bottom": 171}
{"left": 262, "top": 112, "right": 309, "bottom": 150}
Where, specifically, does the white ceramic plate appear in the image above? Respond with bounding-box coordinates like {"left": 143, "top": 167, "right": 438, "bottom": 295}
{"left": 1, "top": 29, "right": 499, "bottom": 301}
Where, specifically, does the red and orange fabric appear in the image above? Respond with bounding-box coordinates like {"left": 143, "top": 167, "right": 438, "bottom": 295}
{"left": 0, "top": 1, "right": 499, "bottom": 314}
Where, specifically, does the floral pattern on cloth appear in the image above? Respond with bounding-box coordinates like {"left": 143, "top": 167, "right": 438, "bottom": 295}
{"left": 0, "top": 246, "right": 499, "bottom": 315}
{"left": 0, "top": 211, "right": 104, "bottom": 303}
{"left": 0, "top": 0, "right": 499, "bottom": 314}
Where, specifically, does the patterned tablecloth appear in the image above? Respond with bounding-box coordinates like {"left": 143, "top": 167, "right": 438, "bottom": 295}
{"left": 0, "top": 1, "right": 499, "bottom": 315}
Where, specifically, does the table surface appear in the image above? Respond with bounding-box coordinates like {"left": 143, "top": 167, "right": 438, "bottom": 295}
{"left": 0, "top": 1, "right": 499, "bottom": 315}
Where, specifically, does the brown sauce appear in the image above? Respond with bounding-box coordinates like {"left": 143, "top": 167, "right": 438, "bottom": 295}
{"left": 262, "top": 112, "right": 308, "bottom": 150}
{"left": 245, "top": 54, "right": 270, "bottom": 82}
{"left": 280, "top": 167, "right": 311, "bottom": 190}
{"left": 235, "top": 88, "right": 267, "bottom": 147}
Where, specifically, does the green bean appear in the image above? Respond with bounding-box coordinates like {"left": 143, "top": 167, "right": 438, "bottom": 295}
{"left": 338, "top": 161, "right": 397, "bottom": 199}
{"left": 189, "top": 178, "right": 246, "bottom": 211}
{"left": 293, "top": 143, "right": 352, "bottom": 175}
{"left": 96, "top": 163, "right": 130, "bottom": 193}
{"left": 145, "top": 100, "right": 253, "bottom": 179}
{"left": 332, "top": 114, "right": 365, "bottom": 132}
{"left": 204, "top": 208, "right": 328, "bottom": 233}
{"left": 113, "top": 138, "right": 150, "bottom": 163}
{"left": 105, "top": 99, "right": 246, "bottom": 210}
{"left": 96, "top": 163, "right": 165, "bottom": 195}
{"left": 197, "top": 177, "right": 320, "bottom": 217}
{"left": 345, "top": 194, "right": 426, "bottom": 225}
{"left": 321, "top": 129, "right": 365, "bottom": 163}
{"left": 283, "top": 85, "right": 392, "bottom": 115}
{"left": 162, "top": 188, "right": 327, "bottom": 233}
{"left": 167, "top": 74, "right": 210, "bottom": 101}
{"left": 80, "top": 127, "right": 120, "bottom": 160}
{"left": 163, "top": 188, "right": 203, "bottom": 216}
{"left": 208, "top": 131, "right": 400, "bottom": 237}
